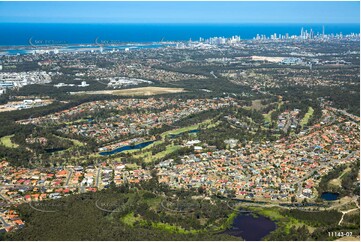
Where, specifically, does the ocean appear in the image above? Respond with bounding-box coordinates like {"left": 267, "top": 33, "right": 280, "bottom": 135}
{"left": 0, "top": 23, "right": 359, "bottom": 46}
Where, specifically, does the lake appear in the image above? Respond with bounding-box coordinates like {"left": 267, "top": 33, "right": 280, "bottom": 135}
{"left": 99, "top": 140, "right": 154, "bottom": 156}
{"left": 224, "top": 212, "right": 277, "bottom": 241}
{"left": 321, "top": 192, "right": 340, "bottom": 201}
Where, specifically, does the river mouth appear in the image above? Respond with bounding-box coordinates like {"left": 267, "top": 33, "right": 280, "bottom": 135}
{"left": 223, "top": 212, "right": 277, "bottom": 241}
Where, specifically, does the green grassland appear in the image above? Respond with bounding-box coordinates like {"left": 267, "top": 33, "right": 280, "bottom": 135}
{"left": 300, "top": 106, "right": 314, "bottom": 128}
{"left": 118, "top": 190, "right": 237, "bottom": 236}
{"left": 132, "top": 144, "right": 182, "bottom": 163}
{"left": 6, "top": 183, "right": 238, "bottom": 240}
{"left": 244, "top": 205, "right": 349, "bottom": 241}
{"left": 121, "top": 213, "right": 198, "bottom": 234}
{"left": 55, "top": 135, "right": 85, "bottom": 147}
{"left": 329, "top": 166, "right": 351, "bottom": 187}
{"left": 147, "top": 221, "right": 198, "bottom": 234}
{"left": 46, "top": 116, "right": 218, "bottom": 165}
{"left": 125, "top": 163, "right": 140, "bottom": 170}
{"left": 121, "top": 212, "right": 142, "bottom": 226}
{"left": 246, "top": 206, "right": 315, "bottom": 234}
{"left": 263, "top": 110, "right": 274, "bottom": 123}
{"left": 0, "top": 135, "right": 19, "bottom": 148}
{"left": 124, "top": 119, "right": 214, "bottom": 162}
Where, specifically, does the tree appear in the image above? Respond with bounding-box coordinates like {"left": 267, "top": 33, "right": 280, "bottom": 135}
{"left": 198, "top": 186, "right": 205, "bottom": 195}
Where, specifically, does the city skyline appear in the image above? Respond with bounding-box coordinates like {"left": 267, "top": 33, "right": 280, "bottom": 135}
{"left": 0, "top": 1, "right": 359, "bottom": 24}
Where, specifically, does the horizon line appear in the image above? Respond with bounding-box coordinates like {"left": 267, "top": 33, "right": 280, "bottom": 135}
{"left": 1, "top": 22, "right": 360, "bottom": 25}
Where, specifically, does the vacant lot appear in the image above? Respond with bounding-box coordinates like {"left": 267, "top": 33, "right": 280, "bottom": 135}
{"left": 72, "top": 87, "right": 186, "bottom": 96}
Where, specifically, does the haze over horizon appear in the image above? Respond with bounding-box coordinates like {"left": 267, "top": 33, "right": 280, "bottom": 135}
{"left": 0, "top": 1, "right": 359, "bottom": 24}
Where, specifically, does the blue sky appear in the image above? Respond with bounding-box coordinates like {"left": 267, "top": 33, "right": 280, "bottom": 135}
{"left": 0, "top": 1, "right": 359, "bottom": 24}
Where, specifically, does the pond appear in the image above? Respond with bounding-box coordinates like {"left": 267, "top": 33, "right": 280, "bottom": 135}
{"left": 223, "top": 212, "right": 277, "bottom": 241}
{"left": 321, "top": 192, "right": 340, "bottom": 201}
{"left": 99, "top": 141, "right": 154, "bottom": 156}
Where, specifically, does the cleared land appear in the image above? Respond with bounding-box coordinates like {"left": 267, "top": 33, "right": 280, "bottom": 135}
{"left": 250, "top": 99, "right": 268, "bottom": 111}
{"left": 71, "top": 87, "right": 186, "bottom": 96}
{"left": 251, "top": 56, "right": 285, "bottom": 63}
{"left": 244, "top": 100, "right": 266, "bottom": 111}
{"left": 0, "top": 135, "right": 19, "bottom": 148}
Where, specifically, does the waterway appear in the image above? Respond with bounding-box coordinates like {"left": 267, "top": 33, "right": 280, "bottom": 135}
{"left": 99, "top": 140, "right": 154, "bottom": 156}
